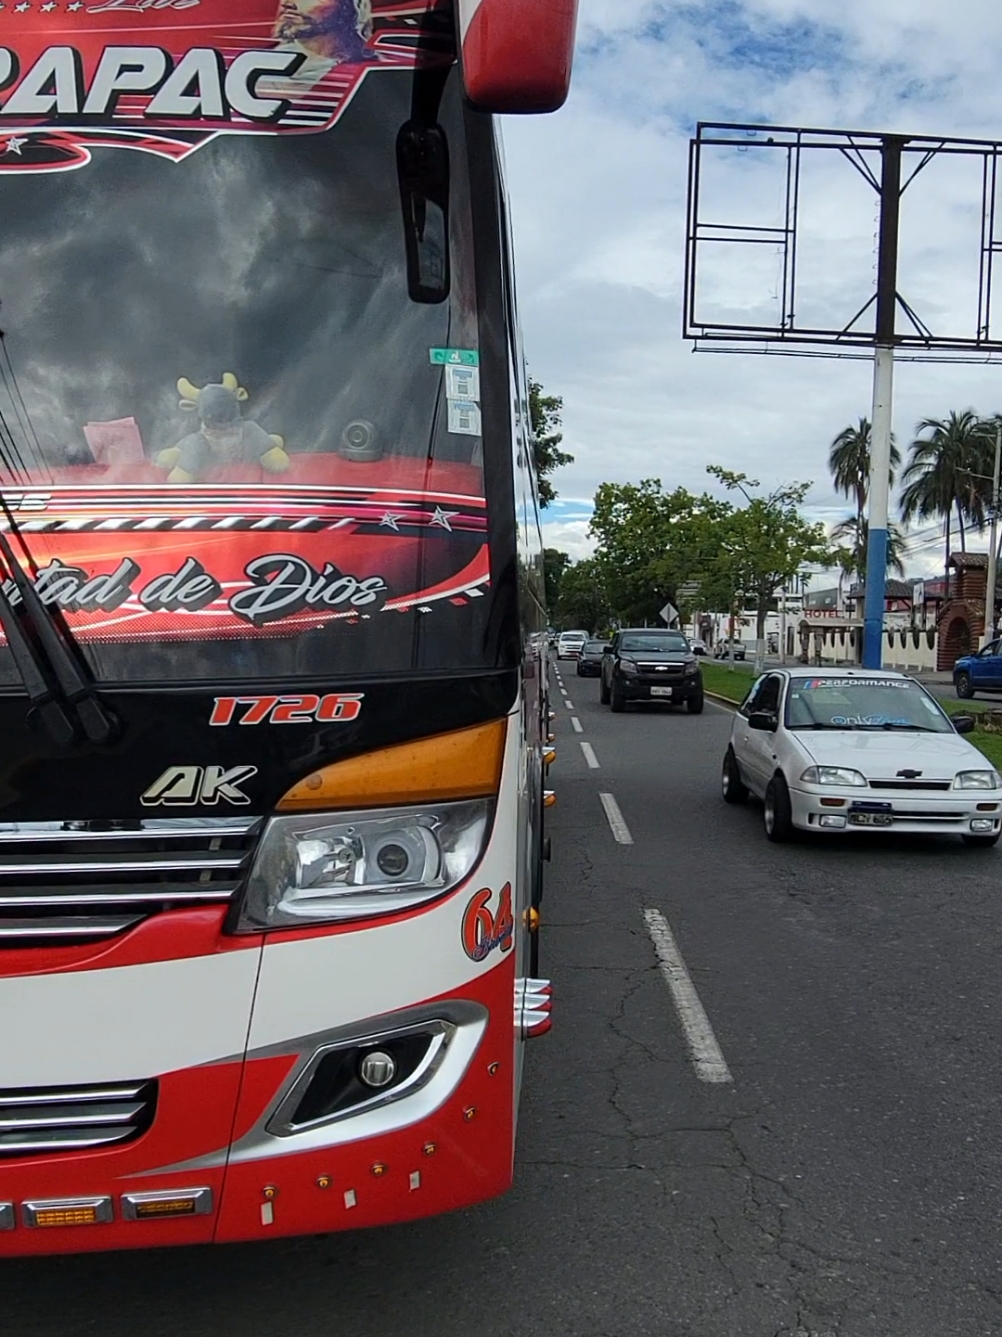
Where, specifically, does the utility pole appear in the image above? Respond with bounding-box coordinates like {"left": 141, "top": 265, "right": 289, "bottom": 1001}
{"left": 862, "top": 136, "right": 904, "bottom": 670}
{"left": 779, "top": 584, "right": 787, "bottom": 664}
{"left": 982, "top": 422, "right": 1002, "bottom": 647}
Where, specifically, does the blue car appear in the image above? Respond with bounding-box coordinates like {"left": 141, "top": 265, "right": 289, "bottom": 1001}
{"left": 954, "top": 640, "right": 1002, "bottom": 698}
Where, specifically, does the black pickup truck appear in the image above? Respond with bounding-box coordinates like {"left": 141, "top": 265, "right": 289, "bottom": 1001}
{"left": 600, "top": 629, "right": 704, "bottom": 713}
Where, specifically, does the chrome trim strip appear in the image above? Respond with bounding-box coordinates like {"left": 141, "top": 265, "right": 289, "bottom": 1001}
{"left": 121, "top": 1187, "right": 213, "bottom": 1220}
{"left": 0, "top": 887, "right": 238, "bottom": 907}
{"left": 1, "top": 1129, "right": 136, "bottom": 1153}
{"left": 0, "top": 853, "right": 247, "bottom": 875}
{"left": 22, "top": 1196, "right": 114, "bottom": 1226}
{"left": 0, "top": 819, "right": 259, "bottom": 842}
{"left": 0, "top": 1084, "right": 145, "bottom": 1106}
{"left": 0, "top": 917, "right": 143, "bottom": 938}
{"left": 0, "top": 1102, "right": 143, "bottom": 1130}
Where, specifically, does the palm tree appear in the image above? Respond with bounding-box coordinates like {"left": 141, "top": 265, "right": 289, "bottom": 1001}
{"left": 899, "top": 410, "right": 991, "bottom": 585}
{"left": 829, "top": 418, "right": 901, "bottom": 578}
{"left": 831, "top": 515, "right": 906, "bottom": 580}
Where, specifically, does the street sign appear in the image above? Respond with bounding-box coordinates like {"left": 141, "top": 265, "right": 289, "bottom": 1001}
{"left": 659, "top": 603, "right": 679, "bottom": 626}
{"left": 677, "top": 581, "right": 700, "bottom": 600}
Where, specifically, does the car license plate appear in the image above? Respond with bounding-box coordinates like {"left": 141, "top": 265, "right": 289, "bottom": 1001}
{"left": 848, "top": 801, "right": 893, "bottom": 827}
{"left": 650, "top": 686, "right": 673, "bottom": 698}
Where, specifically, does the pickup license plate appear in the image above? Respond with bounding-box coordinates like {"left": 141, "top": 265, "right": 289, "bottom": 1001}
{"left": 848, "top": 811, "right": 893, "bottom": 826}
{"left": 650, "top": 686, "right": 674, "bottom": 698}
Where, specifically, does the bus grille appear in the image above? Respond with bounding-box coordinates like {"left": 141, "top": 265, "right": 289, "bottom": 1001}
{"left": 0, "top": 818, "right": 261, "bottom": 946}
{"left": 0, "top": 1079, "right": 157, "bottom": 1157}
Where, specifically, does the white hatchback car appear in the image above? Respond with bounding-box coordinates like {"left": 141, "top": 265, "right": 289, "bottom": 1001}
{"left": 721, "top": 667, "right": 1000, "bottom": 847}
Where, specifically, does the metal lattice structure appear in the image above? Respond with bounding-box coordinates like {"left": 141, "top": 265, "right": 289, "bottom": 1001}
{"left": 684, "top": 122, "right": 1002, "bottom": 358}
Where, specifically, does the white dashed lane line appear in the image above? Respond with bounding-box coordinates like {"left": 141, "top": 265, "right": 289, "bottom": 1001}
{"left": 570, "top": 716, "right": 583, "bottom": 733}
{"left": 643, "top": 908, "right": 733, "bottom": 1085}
{"left": 598, "top": 792, "right": 633, "bottom": 844}
{"left": 580, "top": 741, "right": 599, "bottom": 769}
{"left": 564, "top": 698, "right": 575, "bottom": 709}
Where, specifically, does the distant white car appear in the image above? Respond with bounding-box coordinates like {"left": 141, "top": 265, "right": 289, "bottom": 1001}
{"left": 721, "top": 667, "right": 998, "bottom": 846}
{"left": 556, "top": 631, "right": 588, "bottom": 659}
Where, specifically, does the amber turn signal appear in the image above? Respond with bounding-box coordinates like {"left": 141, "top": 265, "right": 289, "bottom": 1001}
{"left": 278, "top": 719, "right": 506, "bottom": 811}
{"left": 544, "top": 790, "right": 556, "bottom": 808}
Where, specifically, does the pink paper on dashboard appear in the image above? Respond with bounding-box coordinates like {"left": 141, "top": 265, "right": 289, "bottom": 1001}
{"left": 84, "top": 418, "right": 145, "bottom": 466}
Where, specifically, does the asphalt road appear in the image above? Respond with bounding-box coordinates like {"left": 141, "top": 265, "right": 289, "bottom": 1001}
{"left": 4, "top": 668, "right": 1002, "bottom": 1336}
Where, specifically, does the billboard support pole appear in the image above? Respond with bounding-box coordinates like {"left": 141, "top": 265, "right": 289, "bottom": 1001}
{"left": 862, "top": 136, "right": 903, "bottom": 670}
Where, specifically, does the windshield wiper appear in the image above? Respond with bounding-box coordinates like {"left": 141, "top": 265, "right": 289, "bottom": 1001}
{"left": 0, "top": 521, "right": 116, "bottom": 746}
{"left": 864, "top": 722, "right": 940, "bottom": 732}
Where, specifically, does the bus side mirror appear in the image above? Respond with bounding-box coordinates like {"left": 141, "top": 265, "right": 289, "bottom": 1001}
{"left": 397, "top": 122, "right": 450, "bottom": 304}
{"left": 456, "top": 0, "right": 579, "bottom": 113}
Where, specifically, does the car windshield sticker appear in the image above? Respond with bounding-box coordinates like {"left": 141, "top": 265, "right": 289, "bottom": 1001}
{"left": 0, "top": 0, "right": 451, "bottom": 174}
{"left": 795, "top": 678, "right": 910, "bottom": 691}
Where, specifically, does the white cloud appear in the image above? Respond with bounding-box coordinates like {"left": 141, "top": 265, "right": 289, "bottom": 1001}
{"left": 503, "top": 0, "right": 1002, "bottom": 574}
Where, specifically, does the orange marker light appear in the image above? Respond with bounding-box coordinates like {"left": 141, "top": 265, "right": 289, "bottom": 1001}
{"left": 278, "top": 720, "right": 506, "bottom": 811}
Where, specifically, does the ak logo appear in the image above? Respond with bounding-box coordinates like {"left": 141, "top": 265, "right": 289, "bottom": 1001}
{"left": 141, "top": 765, "right": 257, "bottom": 807}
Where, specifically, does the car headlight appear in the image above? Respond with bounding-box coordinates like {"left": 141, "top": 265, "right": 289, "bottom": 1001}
{"left": 684, "top": 659, "right": 698, "bottom": 675}
{"left": 800, "top": 766, "right": 867, "bottom": 787}
{"left": 619, "top": 659, "right": 638, "bottom": 674}
{"left": 235, "top": 799, "right": 493, "bottom": 930}
{"left": 953, "top": 770, "right": 1002, "bottom": 790}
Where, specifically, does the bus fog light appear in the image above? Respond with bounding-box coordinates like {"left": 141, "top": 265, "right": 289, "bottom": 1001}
{"left": 237, "top": 799, "right": 493, "bottom": 929}
{"left": 818, "top": 814, "right": 846, "bottom": 829}
{"left": 359, "top": 1051, "right": 397, "bottom": 1089}
{"left": 970, "top": 817, "right": 995, "bottom": 832}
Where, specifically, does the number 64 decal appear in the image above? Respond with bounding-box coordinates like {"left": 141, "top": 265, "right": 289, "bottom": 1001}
{"left": 462, "top": 883, "right": 514, "bottom": 962}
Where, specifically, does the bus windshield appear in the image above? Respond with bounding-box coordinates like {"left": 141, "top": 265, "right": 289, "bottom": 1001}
{"left": 0, "top": 65, "right": 494, "bottom": 686}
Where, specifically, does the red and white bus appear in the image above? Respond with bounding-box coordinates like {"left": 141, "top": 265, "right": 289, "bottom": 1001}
{"left": 0, "top": 0, "right": 576, "bottom": 1253}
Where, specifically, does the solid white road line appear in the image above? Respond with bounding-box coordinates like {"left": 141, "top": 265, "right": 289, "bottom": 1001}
{"left": 599, "top": 792, "right": 633, "bottom": 844}
{"left": 570, "top": 716, "right": 583, "bottom": 733}
{"left": 643, "top": 908, "right": 733, "bottom": 1084}
{"left": 580, "top": 741, "right": 599, "bottom": 769}
{"left": 564, "top": 698, "right": 574, "bottom": 709}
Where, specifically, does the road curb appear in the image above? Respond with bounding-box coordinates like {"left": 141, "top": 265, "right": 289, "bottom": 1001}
{"left": 704, "top": 691, "right": 739, "bottom": 710}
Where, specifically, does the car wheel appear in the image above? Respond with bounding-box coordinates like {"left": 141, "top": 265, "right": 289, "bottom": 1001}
{"left": 600, "top": 676, "right": 610, "bottom": 705}
{"left": 721, "top": 747, "right": 748, "bottom": 804}
{"left": 956, "top": 671, "right": 974, "bottom": 699}
{"left": 610, "top": 680, "right": 626, "bottom": 713}
{"left": 687, "top": 686, "right": 704, "bottom": 714}
{"left": 962, "top": 832, "right": 1001, "bottom": 848}
{"left": 763, "top": 774, "right": 794, "bottom": 842}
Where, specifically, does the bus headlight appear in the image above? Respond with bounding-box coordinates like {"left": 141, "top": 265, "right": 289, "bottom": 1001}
{"left": 236, "top": 800, "right": 493, "bottom": 930}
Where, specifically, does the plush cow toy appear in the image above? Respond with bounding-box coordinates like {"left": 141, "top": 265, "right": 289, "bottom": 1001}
{"left": 156, "top": 374, "right": 289, "bottom": 483}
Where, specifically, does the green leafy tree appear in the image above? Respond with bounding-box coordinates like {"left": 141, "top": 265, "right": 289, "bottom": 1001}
{"left": 899, "top": 410, "right": 991, "bottom": 584}
{"left": 543, "top": 548, "right": 571, "bottom": 611}
{"left": 554, "top": 558, "right": 611, "bottom": 633}
{"left": 707, "top": 467, "right": 832, "bottom": 645}
{"left": 529, "top": 379, "right": 573, "bottom": 508}
{"left": 828, "top": 417, "right": 900, "bottom": 580}
{"left": 589, "top": 479, "right": 732, "bottom": 625}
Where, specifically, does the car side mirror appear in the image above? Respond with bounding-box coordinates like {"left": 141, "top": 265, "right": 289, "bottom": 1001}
{"left": 953, "top": 714, "right": 976, "bottom": 734}
{"left": 748, "top": 711, "right": 778, "bottom": 732}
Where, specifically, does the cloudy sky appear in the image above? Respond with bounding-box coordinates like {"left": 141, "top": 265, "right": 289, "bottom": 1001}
{"left": 501, "top": 0, "right": 1002, "bottom": 575}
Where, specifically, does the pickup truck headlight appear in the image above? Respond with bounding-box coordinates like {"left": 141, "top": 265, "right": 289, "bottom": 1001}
{"left": 684, "top": 659, "right": 698, "bottom": 675}
{"left": 235, "top": 799, "right": 492, "bottom": 930}
{"left": 953, "top": 770, "right": 1001, "bottom": 790}
{"left": 619, "top": 659, "right": 638, "bottom": 675}
{"left": 800, "top": 766, "right": 867, "bottom": 787}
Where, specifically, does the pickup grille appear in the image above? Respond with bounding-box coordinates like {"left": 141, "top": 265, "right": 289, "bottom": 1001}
{"left": 0, "top": 818, "right": 260, "bottom": 946}
{"left": 0, "top": 1079, "right": 156, "bottom": 1157}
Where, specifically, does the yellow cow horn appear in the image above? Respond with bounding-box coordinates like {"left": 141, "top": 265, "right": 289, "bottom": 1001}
{"left": 177, "top": 377, "right": 201, "bottom": 401}
{"left": 222, "top": 373, "right": 238, "bottom": 391}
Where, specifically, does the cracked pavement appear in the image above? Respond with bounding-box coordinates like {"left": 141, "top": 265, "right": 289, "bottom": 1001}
{"left": 3, "top": 672, "right": 1001, "bottom": 1336}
